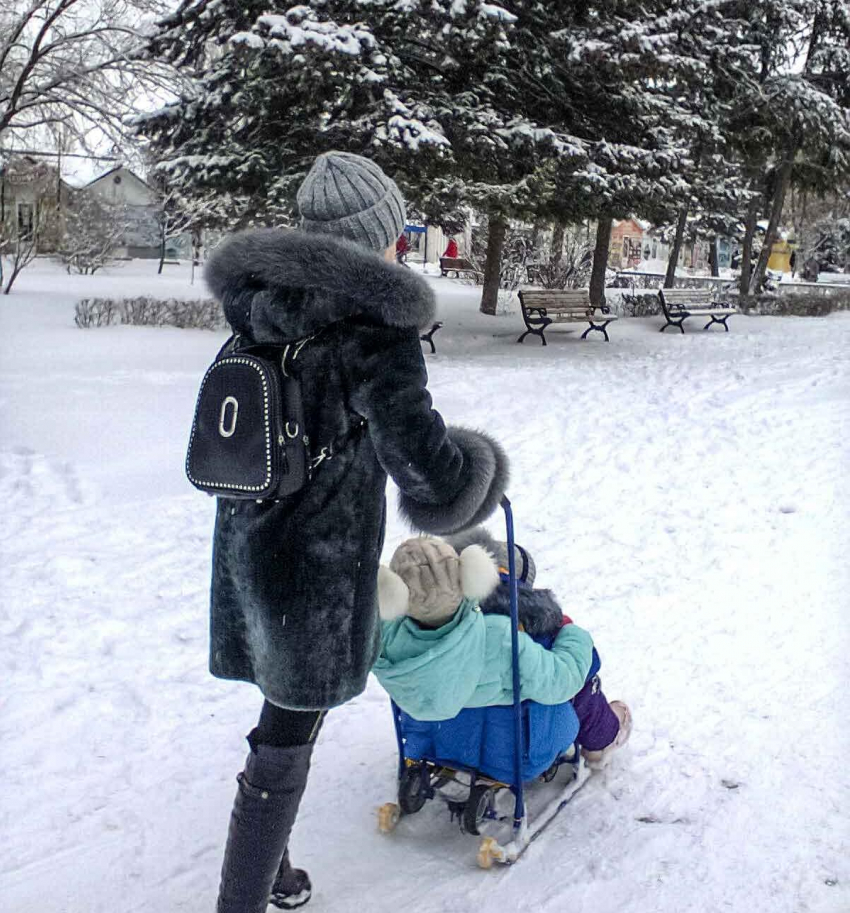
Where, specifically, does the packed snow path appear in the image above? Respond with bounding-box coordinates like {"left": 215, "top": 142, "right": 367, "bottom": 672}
{"left": 1, "top": 262, "right": 848, "bottom": 913}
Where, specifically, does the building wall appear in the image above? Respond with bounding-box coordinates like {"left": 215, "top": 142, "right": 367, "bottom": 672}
{"left": 0, "top": 157, "right": 68, "bottom": 252}
{"left": 85, "top": 168, "right": 161, "bottom": 258}
{"left": 609, "top": 219, "right": 646, "bottom": 269}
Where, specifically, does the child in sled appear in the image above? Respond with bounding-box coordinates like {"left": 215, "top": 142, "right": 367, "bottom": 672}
{"left": 446, "top": 526, "right": 632, "bottom": 768}
{"left": 373, "top": 535, "right": 631, "bottom": 768}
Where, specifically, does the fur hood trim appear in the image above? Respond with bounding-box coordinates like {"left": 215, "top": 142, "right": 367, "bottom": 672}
{"left": 481, "top": 585, "right": 566, "bottom": 639}
{"left": 205, "top": 228, "right": 436, "bottom": 338}
{"left": 398, "top": 428, "right": 510, "bottom": 536}
{"left": 445, "top": 526, "right": 500, "bottom": 559}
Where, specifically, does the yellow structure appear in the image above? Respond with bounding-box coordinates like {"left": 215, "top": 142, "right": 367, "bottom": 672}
{"left": 768, "top": 238, "right": 796, "bottom": 273}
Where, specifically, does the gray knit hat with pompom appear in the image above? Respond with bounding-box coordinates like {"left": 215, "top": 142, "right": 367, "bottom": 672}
{"left": 445, "top": 526, "right": 536, "bottom": 586}
{"left": 297, "top": 151, "right": 406, "bottom": 253}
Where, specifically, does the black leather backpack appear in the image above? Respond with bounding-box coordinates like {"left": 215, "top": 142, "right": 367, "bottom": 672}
{"left": 186, "top": 335, "right": 311, "bottom": 500}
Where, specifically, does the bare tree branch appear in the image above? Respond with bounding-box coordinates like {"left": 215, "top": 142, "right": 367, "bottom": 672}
{"left": 0, "top": 0, "right": 177, "bottom": 148}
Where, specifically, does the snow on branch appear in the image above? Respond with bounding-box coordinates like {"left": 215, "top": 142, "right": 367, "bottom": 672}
{"left": 379, "top": 89, "right": 450, "bottom": 150}
{"left": 479, "top": 4, "right": 517, "bottom": 24}
{"left": 248, "top": 6, "right": 377, "bottom": 57}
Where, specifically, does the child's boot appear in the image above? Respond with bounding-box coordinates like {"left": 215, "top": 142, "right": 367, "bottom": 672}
{"left": 582, "top": 701, "right": 632, "bottom": 770}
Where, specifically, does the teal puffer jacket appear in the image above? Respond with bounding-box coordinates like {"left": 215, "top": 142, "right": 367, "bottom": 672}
{"left": 372, "top": 599, "right": 593, "bottom": 722}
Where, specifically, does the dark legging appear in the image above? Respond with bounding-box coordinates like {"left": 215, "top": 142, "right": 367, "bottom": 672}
{"left": 249, "top": 700, "right": 327, "bottom": 750}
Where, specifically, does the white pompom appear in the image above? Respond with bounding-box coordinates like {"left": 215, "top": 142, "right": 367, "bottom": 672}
{"left": 377, "top": 566, "right": 410, "bottom": 620}
{"left": 459, "top": 544, "right": 500, "bottom": 602}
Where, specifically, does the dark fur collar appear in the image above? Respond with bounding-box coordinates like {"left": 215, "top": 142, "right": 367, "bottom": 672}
{"left": 204, "top": 228, "right": 436, "bottom": 339}
{"left": 481, "top": 584, "right": 565, "bottom": 639}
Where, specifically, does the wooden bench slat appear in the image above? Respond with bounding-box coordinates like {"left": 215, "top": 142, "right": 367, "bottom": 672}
{"left": 667, "top": 307, "right": 736, "bottom": 316}
{"left": 522, "top": 290, "right": 589, "bottom": 296}
{"left": 661, "top": 290, "right": 713, "bottom": 301}
{"left": 521, "top": 294, "right": 590, "bottom": 303}
{"left": 528, "top": 307, "right": 592, "bottom": 313}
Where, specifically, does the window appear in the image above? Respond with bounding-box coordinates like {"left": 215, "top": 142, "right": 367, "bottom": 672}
{"left": 17, "top": 202, "right": 34, "bottom": 236}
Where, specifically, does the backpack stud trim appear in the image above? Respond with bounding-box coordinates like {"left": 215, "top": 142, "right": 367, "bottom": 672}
{"left": 186, "top": 357, "right": 273, "bottom": 493}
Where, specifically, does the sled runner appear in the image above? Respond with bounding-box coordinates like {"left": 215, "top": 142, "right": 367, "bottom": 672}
{"left": 377, "top": 496, "right": 591, "bottom": 867}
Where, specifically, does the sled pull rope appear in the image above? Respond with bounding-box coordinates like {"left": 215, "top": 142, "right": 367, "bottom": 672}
{"left": 501, "top": 495, "right": 526, "bottom": 828}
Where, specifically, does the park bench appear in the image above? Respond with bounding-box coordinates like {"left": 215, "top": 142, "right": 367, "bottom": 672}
{"left": 440, "top": 257, "right": 483, "bottom": 281}
{"left": 658, "top": 288, "right": 737, "bottom": 333}
{"left": 517, "top": 289, "right": 618, "bottom": 344}
{"left": 419, "top": 321, "right": 443, "bottom": 354}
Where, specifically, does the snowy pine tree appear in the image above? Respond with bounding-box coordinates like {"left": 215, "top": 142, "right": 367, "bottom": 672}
{"left": 724, "top": 0, "right": 850, "bottom": 294}
{"left": 140, "top": 1, "right": 582, "bottom": 312}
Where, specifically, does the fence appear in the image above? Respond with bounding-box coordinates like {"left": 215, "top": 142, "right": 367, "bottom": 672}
{"left": 613, "top": 270, "right": 850, "bottom": 298}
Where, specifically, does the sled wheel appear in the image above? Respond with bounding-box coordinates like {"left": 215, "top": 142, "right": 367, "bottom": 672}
{"left": 377, "top": 802, "right": 400, "bottom": 834}
{"left": 477, "top": 836, "right": 500, "bottom": 870}
{"left": 398, "top": 765, "right": 428, "bottom": 815}
{"left": 541, "top": 762, "right": 560, "bottom": 783}
{"left": 462, "top": 784, "right": 494, "bottom": 836}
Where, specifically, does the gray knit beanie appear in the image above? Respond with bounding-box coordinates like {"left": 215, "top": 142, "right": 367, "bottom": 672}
{"left": 491, "top": 541, "right": 536, "bottom": 587}
{"left": 297, "top": 151, "right": 406, "bottom": 253}
{"left": 445, "top": 526, "right": 537, "bottom": 587}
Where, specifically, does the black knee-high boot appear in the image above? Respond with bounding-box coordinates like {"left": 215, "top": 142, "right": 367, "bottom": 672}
{"left": 216, "top": 741, "right": 314, "bottom": 913}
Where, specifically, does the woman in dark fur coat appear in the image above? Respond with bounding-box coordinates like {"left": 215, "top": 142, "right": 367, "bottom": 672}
{"left": 203, "top": 151, "right": 508, "bottom": 913}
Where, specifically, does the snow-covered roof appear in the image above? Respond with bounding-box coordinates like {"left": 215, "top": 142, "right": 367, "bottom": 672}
{"left": 612, "top": 217, "right": 650, "bottom": 232}
{"left": 84, "top": 164, "right": 152, "bottom": 191}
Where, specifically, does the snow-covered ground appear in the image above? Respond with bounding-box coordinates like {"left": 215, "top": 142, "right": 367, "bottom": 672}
{"left": 2, "top": 259, "right": 849, "bottom": 913}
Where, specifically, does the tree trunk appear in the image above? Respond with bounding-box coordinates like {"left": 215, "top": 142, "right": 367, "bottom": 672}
{"left": 190, "top": 229, "right": 202, "bottom": 286}
{"left": 529, "top": 219, "right": 542, "bottom": 254}
{"left": 708, "top": 237, "right": 719, "bottom": 277}
{"left": 3, "top": 237, "right": 35, "bottom": 294}
{"left": 664, "top": 207, "right": 688, "bottom": 288}
{"left": 550, "top": 219, "right": 566, "bottom": 267}
{"left": 749, "top": 157, "right": 793, "bottom": 295}
{"left": 3, "top": 260, "right": 24, "bottom": 294}
{"left": 589, "top": 214, "right": 613, "bottom": 308}
{"left": 480, "top": 214, "right": 508, "bottom": 315}
{"left": 739, "top": 194, "right": 760, "bottom": 296}
{"left": 158, "top": 229, "right": 166, "bottom": 275}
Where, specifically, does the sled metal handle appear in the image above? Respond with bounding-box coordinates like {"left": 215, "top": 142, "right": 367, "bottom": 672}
{"left": 501, "top": 495, "right": 526, "bottom": 827}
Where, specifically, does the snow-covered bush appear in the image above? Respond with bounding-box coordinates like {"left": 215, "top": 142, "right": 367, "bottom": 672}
{"left": 810, "top": 217, "right": 850, "bottom": 274}
{"left": 616, "top": 292, "right": 662, "bottom": 318}
{"left": 527, "top": 225, "right": 593, "bottom": 290}
{"left": 737, "top": 292, "right": 850, "bottom": 317}
{"left": 74, "top": 298, "right": 118, "bottom": 328}
{"left": 75, "top": 297, "right": 226, "bottom": 330}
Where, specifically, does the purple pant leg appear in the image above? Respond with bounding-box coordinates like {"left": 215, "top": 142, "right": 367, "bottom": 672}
{"left": 572, "top": 676, "right": 620, "bottom": 751}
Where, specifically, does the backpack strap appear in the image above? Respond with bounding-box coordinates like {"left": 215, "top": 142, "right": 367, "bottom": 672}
{"left": 233, "top": 328, "right": 367, "bottom": 477}
{"left": 281, "top": 332, "right": 318, "bottom": 377}
{"left": 215, "top": 333, "right": 240, "bottom": 360}
{"left": 308, "top": 416, "right": 367, "bottom": 474}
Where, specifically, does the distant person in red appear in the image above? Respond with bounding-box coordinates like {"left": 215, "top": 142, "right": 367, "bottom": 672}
{"left": 443, "top": 238, "right": 459, "bottom": 259}
{"left": 395, "top": 233, "right": 409, "bottom": 264}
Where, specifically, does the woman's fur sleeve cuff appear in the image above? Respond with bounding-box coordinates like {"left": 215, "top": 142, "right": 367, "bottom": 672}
{"left": 398, "top": 427, "right": 509, "bottom": 535}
